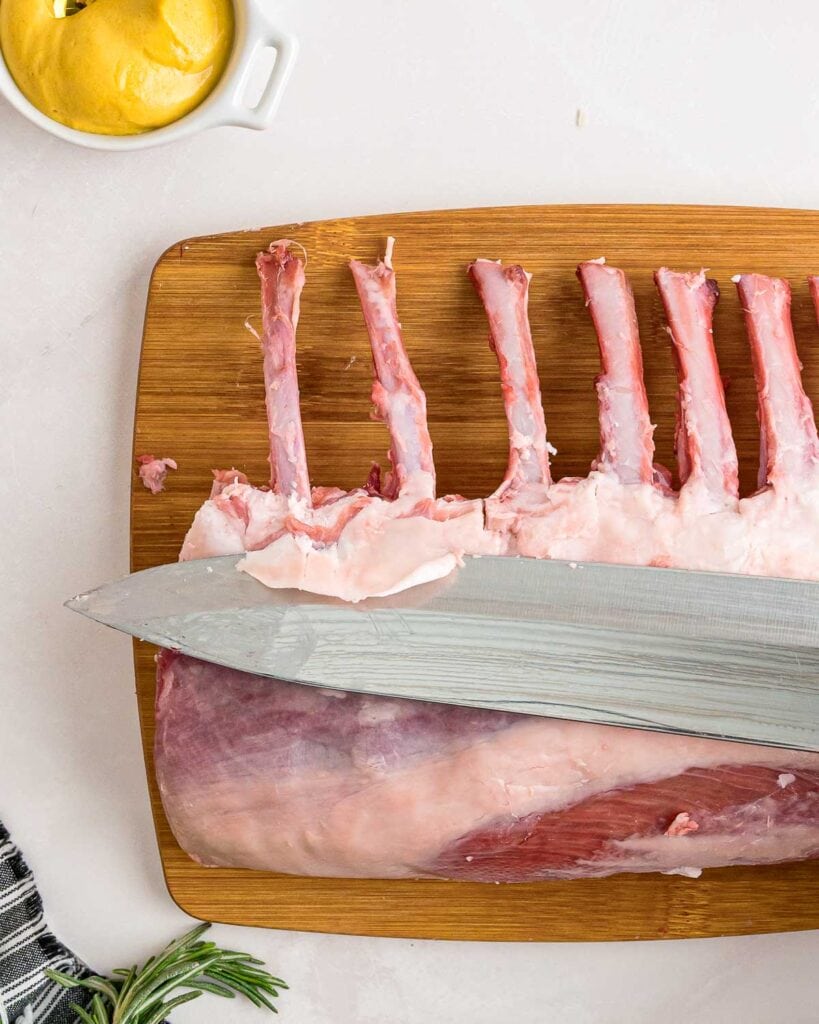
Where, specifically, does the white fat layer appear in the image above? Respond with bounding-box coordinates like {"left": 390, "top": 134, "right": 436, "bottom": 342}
{"left": 181, "top": 468, "right": 819, "bottom": 602}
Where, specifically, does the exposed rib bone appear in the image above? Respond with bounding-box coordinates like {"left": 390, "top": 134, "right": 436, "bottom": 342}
{"left": 468, "top": 260, "right": 552, "bottom": 493}
{"left": 577, "top": 261, "right": 655, "bottom": 485}
{"left": 655, "top": 269, "right": 739, "bottom": 507}
{"left": 256, "top": 242, "right": 312, "bottom": 503}
{"left": 809, "top": 275, "right": 819, "bottom": 325}
{"left": 350, "top": 239, "right": 435, "bottom": 500}
{"left": 736, "top": 274, "right": 819, "bottom": 489}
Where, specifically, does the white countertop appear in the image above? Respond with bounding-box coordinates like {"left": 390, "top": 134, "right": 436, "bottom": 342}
{"left": 1, "top": 1, "right": 817, "bottom": 1021}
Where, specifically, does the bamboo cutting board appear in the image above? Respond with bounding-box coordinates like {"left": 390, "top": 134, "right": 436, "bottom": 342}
{"left": 133, "top": 205, "right": 819, "bottom": 941}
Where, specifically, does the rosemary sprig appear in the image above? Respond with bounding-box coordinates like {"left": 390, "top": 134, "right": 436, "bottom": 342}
{"left": 45, "top": 922, "right": 287, "bottom": 1023}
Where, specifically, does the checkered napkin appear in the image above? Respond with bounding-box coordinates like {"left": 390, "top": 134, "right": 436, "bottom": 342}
{"left": 0, "top": 821, "right": 91, "bottom": 1024}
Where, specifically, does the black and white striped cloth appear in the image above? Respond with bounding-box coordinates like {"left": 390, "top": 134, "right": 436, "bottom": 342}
{"left": 0, "top": 822, "right": 91, "bottom": 1024}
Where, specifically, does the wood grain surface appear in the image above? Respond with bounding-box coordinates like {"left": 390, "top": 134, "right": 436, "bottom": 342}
{"left": 133, "top": 204, "right": 819, "bottom": 941}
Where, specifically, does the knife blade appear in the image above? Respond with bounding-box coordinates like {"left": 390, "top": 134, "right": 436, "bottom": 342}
{"left": 66, "top": 555, "right": 819, "bottom": 752}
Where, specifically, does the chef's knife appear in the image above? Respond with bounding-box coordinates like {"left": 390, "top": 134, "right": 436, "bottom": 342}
{"left": 66, "top": 556, "right": 819, "bottom": 752}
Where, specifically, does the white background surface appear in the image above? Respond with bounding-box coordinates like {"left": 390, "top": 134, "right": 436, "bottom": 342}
{"left": 1, "top": 1, "right": 818, "bottom": 1021}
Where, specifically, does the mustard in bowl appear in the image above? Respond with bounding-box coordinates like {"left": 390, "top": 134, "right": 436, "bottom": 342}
{"left": 0, "top": 0, "right": 297, "bottom": 149}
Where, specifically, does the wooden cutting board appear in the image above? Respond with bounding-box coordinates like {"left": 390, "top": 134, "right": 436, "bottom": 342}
{"left": 133, "top": 204, "right": 819, "bottom": 941}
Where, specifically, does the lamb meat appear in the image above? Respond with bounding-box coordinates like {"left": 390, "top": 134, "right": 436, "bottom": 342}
{"left": 154, "top": 242, "right": 819, "bottom": 882}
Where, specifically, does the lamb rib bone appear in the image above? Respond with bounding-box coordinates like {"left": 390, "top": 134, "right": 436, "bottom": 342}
{"left": 736, "top": 273, "right": 819, "bottom": 490}
{"left": 350, "top": 236, "right": 436, "bottom": 501}
{"left": 654, "top": 268, "right": 738, "bottom": 510}
{"left": 467, "top": 259, "right": 553, "bottom": 495}
{"left": 577, "top": 258, "right": 655, "bottom": 486}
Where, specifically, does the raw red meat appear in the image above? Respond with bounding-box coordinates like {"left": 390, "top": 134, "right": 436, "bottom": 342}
{"left": 154, "top": 243, "right": 819, "bottom": 882}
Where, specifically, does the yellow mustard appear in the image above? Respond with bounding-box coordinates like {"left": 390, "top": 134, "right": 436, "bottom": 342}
{"left": 0, "top": 0, "right": 234, "bottom": 135}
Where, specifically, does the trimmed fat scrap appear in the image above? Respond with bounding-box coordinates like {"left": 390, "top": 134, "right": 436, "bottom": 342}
{"left": 155, "top": 241, "right": 819, "bottom": 882}
{"left": 137, "top": 454, "right": 177, "bottom": 494}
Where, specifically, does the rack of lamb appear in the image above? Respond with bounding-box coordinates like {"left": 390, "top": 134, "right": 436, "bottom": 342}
{"left": 154, "top": 240, "right": 819, "bottom": 882}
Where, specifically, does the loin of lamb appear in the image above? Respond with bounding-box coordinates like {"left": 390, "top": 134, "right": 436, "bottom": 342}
{"left": 154, "top": 242, "right": 819, "bottom": 881}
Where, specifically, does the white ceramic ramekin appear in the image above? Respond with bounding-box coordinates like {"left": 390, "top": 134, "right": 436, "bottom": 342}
{"left": 0, "top": 0, "right": 298, "bottom": 150}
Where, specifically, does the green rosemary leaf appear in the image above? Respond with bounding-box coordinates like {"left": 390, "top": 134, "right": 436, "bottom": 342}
{"left": 89, "top": 993, "right": 111, "bottom": 1024}
{"left": 209, "top": 961, "right": 288, "bottom": 992}
{"left": 127, "top": 925, "right": 211, "bottom": 995}
{"left": 114, "top": 931, "right": 209, "bottom": 1019}
{"left": 45, "top": 968, "right": 85, "bottom": 989}
{"left": 135, "top": 957, "right": 214, "bottom": 996}
{"left": 250, "top": 990, "right": 278, "bottom": 1013}
{"left": 139, "top": 990, "right": 201, "bottom": 1024}
{"left": 76, "top": 977, "right": 120, "bottom": 1003}
{"left": 135, "top": 956, "right": 223, "bottom": 1016}
{"left": 164, "top": 922, "right": 212, "bottom": 955}
{"left": 211, "top": 950, "right": 270, "bottom": 968}
{"left": 207, "top": 971, "right": 275, "bottom": 1010}
{"left": 69, "top": 1004, "right": 99, "bottom": 1024}
{"left": 113, "top": 965, "right": 137, "bottom": 1003}
{"left": 184, "top": 978, "right": 237, "bottom": 998}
